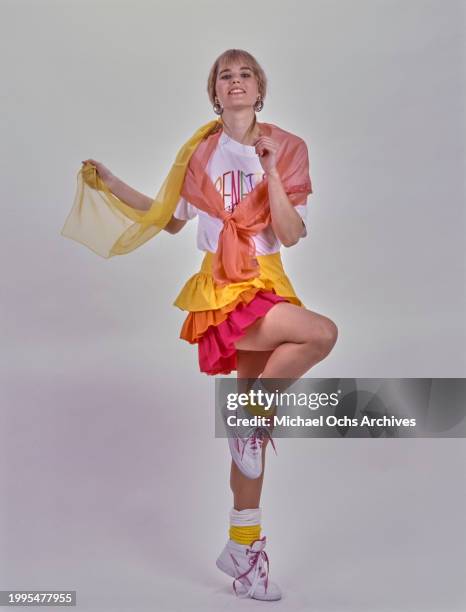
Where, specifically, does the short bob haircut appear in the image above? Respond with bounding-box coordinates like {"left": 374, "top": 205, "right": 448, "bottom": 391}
{"left": 207, "top": 48, "right": 268, "bottom": 107}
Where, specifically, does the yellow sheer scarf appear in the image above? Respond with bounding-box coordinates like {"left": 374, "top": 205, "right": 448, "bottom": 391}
{"left": 61, "top": 118, "right": 221, "bottom": 258}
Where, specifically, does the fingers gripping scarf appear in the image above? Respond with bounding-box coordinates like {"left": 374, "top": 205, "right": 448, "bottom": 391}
{"left": 61, "top": 118, "right": 312, "bottom": 285}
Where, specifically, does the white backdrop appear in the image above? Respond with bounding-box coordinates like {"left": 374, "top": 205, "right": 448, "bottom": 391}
{"left": 1, "top": 0, "right": 465, "bottom": 610}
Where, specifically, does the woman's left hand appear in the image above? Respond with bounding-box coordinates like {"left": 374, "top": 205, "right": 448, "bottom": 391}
{"left": 254, "top": 136, "right": 279, "bottom": 175}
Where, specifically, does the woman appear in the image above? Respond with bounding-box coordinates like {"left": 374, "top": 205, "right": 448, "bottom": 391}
{"left": 64, "top": 48, "right": 338, "bottom": 601}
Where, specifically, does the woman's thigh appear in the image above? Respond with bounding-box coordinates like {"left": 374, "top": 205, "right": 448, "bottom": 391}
{"left": 234, "top": 302, "right": 336, "bottom": 352}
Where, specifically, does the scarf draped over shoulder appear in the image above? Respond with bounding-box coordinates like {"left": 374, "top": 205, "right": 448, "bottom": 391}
{"left": 61, "top": 118, "right": 313, "bottom": 285}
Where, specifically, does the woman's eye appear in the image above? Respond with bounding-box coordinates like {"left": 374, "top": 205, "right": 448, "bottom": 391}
{"left": 220, "top": 73, "right": 251, "bottom": 79}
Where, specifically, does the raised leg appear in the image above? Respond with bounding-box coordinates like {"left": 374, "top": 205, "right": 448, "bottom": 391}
{"left": 234, "top": 302, "right": 338, "bottom": 383}
{"left": 229, "top": 304, "right": 338, "bottom": 507}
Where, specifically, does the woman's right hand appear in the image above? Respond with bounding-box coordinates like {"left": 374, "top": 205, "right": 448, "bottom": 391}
{"left": 81, "top": 159, "right": 114, "bottom": 184}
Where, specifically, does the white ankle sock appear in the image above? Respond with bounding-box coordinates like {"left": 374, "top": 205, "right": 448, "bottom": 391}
{"left": 230, "top": 507, "right": 262, "bottom": 526}
{"left": 229, "top": 507, "right": 262, "bottom": 545}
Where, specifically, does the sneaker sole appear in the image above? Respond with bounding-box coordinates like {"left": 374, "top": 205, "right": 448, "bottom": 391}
{"left": 216, "top": 558, "right": 282, "bottom": 601}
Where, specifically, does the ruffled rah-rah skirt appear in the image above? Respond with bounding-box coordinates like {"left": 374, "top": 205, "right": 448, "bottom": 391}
{"left": 173, "top": 250, "right": 306, "bottom": 375}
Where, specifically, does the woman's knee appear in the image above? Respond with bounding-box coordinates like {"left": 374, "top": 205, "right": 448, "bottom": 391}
{"left": 322, "top": 317, "right": 338, "bottom": 348}
{"left": 301, "top": 314, "right": 338, "bottom": 355}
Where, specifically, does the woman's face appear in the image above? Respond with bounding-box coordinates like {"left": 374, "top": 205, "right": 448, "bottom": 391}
{"left": 215, "top": 60, "right": 260, "bottom": 112}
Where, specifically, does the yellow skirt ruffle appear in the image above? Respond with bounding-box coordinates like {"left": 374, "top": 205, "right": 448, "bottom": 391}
{"left": 173, "top": 251, "right": 305, "bottom": 344}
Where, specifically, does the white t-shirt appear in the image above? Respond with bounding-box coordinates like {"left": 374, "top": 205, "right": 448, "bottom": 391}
{"left": 173, "top": 131, "right": 308, "bottom": 254}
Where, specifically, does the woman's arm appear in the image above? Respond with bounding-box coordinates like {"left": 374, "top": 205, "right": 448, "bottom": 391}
{"left": 107, "top": 175, "right": 187, "bottom": 233}
{"left": 164, "top": 216, "right": 187, "bottom": 234}
{"left": 266, "top": 169, "right": 306, "bottom": 247}
{"left": 107, "top": 175, "right": 152, "bottom": 211}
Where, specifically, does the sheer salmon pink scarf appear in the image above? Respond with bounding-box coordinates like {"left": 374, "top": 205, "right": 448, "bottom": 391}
{"left": 181, "top": 121, "right": 312, "bottom": 285}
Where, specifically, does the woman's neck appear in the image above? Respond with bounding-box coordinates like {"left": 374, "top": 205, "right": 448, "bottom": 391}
{"left": 220, "top": 110, "right": 261, "bottom": 145}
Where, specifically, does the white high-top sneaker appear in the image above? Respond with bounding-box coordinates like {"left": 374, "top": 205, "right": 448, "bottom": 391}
{"left": 216, "top": 535, "right": 282, "bottom": 600}
{"left": 221, "top": 402, "right": 277, "bottom": 479}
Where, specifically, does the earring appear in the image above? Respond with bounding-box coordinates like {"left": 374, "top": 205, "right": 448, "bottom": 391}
{"left": 254, "top": 96, "right": 264, "bottom": 112}
{"left": 213, "top": 97, "right": 223, "bottom": 115}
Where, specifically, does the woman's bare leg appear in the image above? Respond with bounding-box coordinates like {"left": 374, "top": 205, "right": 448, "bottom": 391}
{"left": 230, "top": 349, "right": 273, "bottom": 510}
{"left": 229, "top": 304, "right": 338, "bottom": 509}
{"left": 234, "top": 303, "right": 338, "bottom": 382}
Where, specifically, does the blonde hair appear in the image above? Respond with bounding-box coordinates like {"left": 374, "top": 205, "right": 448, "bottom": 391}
{"left": 205, "top": 49, "right": 268, "bottom": 138}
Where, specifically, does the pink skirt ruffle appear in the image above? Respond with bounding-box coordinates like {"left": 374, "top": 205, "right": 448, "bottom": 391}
{"left": 198, "top": 289, "right": 289, "bottom": 375}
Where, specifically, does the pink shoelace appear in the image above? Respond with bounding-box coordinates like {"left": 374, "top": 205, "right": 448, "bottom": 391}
{"left": 237, "top": 426, "right": 278, "bottom": 460}
{"left": 230, "top": 536, "right": 271, "bottom": 598}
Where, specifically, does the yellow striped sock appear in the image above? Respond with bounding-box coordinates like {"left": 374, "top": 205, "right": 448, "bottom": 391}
{"left": 229, "top": 523, "right": 262, "bottom": 545}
